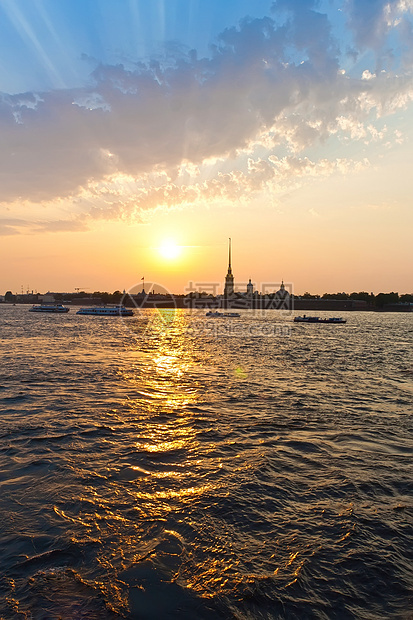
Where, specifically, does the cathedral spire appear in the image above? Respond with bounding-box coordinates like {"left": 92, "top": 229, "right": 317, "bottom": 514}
{"left": 224, "top": 237, "right": 234, "bottom": 297}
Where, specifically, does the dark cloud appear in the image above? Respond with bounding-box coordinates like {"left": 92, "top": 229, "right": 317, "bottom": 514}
{"left": 345, "top": 0, "right": 413, "bottom": 59}
{"left": 345, "top": 0, "right": 392, "bottom": 49}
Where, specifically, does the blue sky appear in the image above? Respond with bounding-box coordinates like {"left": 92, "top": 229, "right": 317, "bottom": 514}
{"left": 0, "top": 0, "right": 276, "bottom": 93}
{"left": 0, "top": 0, "right": 412, "bottom": 293}
{"left": 1, "top": 0, "right": 409, "bottom": 93}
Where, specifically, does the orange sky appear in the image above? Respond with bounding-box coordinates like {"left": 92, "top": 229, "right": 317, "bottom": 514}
{"left": 1, "top": 1, "right": 413, "bottom": 296}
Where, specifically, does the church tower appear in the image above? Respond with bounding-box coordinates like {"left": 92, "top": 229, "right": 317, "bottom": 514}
{"left": 224, "top": 238, "right": 234, "bottom": 297}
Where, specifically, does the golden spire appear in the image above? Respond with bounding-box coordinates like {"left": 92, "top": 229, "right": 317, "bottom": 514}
{"left": 227, "top": 237, "right": 232, "bottom": 275}
{"left": 224, "top": 237, "right": 234, "bottom": 296}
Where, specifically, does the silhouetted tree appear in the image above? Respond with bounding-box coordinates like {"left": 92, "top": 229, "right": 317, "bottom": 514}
{"left": 302, "top": 291, "right": 317, "bottom": 299}
{"left": 349, "top": 291, "right": 372, "bottom": 302}
{"left": 375, "top": 292, "right": 399, "bottom": 307}
{"left": 322, "top": 292, "right": 349, "bottom": 300}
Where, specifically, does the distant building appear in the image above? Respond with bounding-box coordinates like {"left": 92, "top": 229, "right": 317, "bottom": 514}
{"left": 274, "top": 280, "right": 290, "bottom": 300}
{"left": 221, "top": 239, "right": 289, "bottom": 305}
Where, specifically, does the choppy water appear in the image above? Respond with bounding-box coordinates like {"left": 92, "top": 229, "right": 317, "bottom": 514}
{"left": 0, "top": 305, "right": 412, "bottom": 619}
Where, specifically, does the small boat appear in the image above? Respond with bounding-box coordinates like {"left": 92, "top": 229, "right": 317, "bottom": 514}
{"left": 76, "top": 305, "right": 134, "bottom": 316}
{"left": 205, "top": 311, "right": 241, "bottom": 318}
{"left": 29, "top": 304, "right": 70, "bottom": 313}
{"left": 294, "top": 315, "right": 346, "bottom": 324}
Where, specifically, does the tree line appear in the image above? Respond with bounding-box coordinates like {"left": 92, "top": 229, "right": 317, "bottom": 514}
{"left": 299, "top": 291, "right": 412, "bottom": 307}
{"left": 4, "top": 289, "right": 413, "bottom": 307}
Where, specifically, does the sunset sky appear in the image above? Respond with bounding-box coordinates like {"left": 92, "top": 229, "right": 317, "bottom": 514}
{"left": 1, "top": 0, "right": 412, "bottom": 295}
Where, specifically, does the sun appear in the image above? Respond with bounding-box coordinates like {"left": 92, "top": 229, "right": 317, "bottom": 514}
{"left": 158, "top": 240, "right": 181, "bottom": 260}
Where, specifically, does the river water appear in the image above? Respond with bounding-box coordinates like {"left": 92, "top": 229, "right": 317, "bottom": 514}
{"left": 0, "top": 305, "right": 412, "bottom": 619}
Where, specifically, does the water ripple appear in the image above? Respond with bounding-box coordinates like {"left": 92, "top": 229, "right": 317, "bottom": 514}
{"left": 0, "top": 306, "right": 412, "bottom": 618}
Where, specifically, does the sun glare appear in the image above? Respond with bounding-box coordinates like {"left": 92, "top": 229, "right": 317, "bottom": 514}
{"left": 158, "top": 240, "right": 181, "bottom": 260}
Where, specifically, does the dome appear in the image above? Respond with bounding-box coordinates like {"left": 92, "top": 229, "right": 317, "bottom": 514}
{"left": 275, "top": 280, "right": 289, "bottom": 297}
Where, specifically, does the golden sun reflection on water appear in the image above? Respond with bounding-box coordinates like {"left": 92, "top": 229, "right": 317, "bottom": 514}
{"left": 110, "top": 310, "right": 320, "bottom": 606}
{"left": 135, "top": 439, "right": 188, "bottom": 452}
{"left": 132, "top": 485, "right": 213, "bottom": 501}
{"left": 123, "top": 311, "right": 204, "bottom": 413}
{"left": 118, "top": 309, "right": 214, "bottom": 501}
{"left": 103, "top": 310, "right": 238, "bottom": 604}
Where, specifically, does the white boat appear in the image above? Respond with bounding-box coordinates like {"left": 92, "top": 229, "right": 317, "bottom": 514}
{"left": 76, "top": 305, "right": 134, "bottom": 316}
{"left": 205, "top": 311, "right": 241, "bottom": 318}
{"left": 29, "top": 304, "right": 70, "bottom": 313}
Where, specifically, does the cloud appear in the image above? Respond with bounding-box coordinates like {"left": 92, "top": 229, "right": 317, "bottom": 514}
{"left": 0, "top": 3, "right": 412, "bottom": 223}
{"left": 36, "top": 219, "right": 89, "bottom": 233}
{"left": 68, "top": 153, "right": 369, "bottom": 222}
{"left": 0, "top": 216, "right": 88, "bottom": 236}
{"left": 0, "top": 218, "right": 31, "bottom": 236}
{"left": 345, "top": 0, "right": 413, "bottom": 52}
